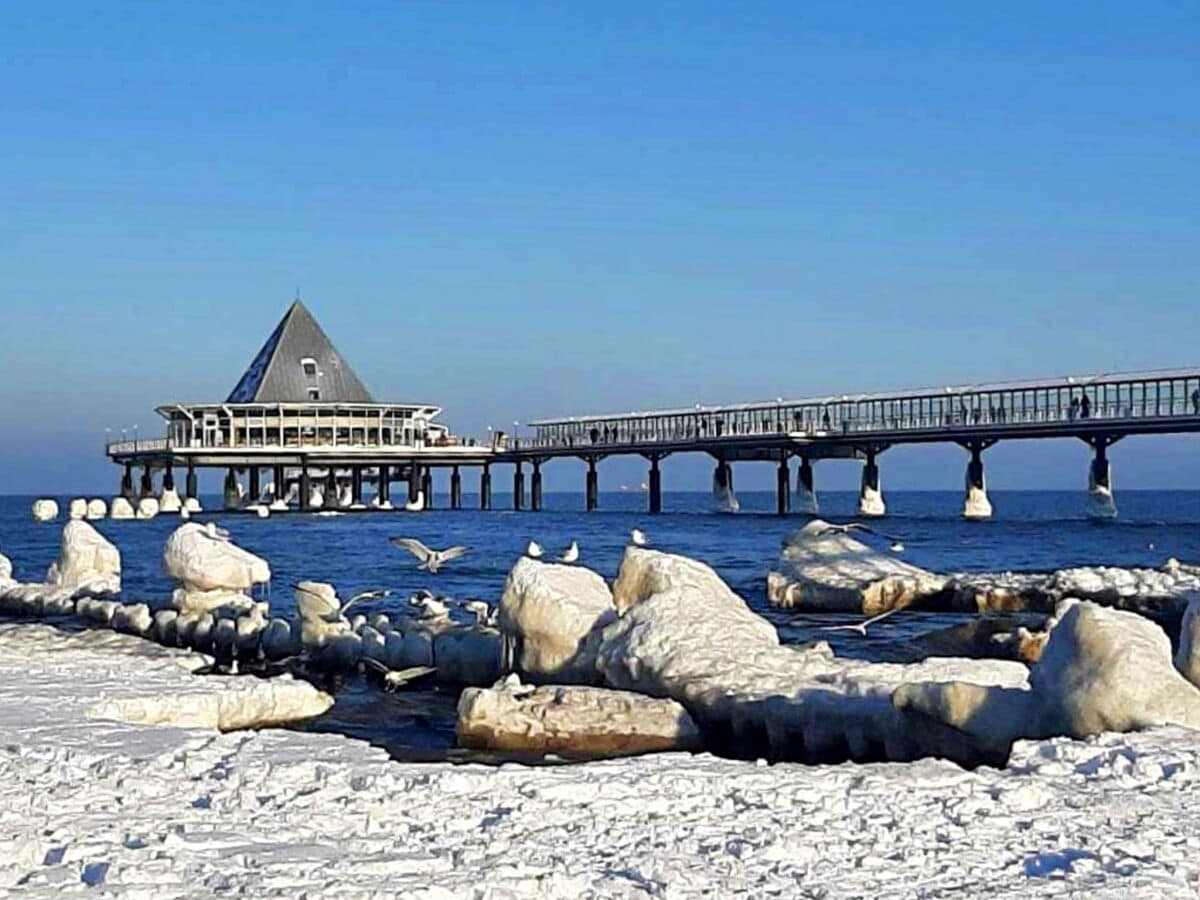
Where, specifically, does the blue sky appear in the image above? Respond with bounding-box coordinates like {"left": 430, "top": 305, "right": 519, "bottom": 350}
{"left": 1, "top": 1, "right": 1198, "bottom": 493}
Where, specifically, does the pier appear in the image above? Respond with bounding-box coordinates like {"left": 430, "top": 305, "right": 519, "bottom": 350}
{"left": 105, "top": 302, "right": 1200, "bottom": 520}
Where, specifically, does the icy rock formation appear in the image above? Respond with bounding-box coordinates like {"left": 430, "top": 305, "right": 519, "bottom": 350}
{"left": 894, "top": 601, "right": 1200, "bottom": 758}
{"left": 498, "top": 556, "right": 617, "bottom": 683}
{"left": 261, "top": 618, "right": 302, "bottom": 661}
{"left": 858, "top": 485, "right": 886, "bottom": 518}
{"left": 0, "top": 554, "right": 12, "bottom": 587}
{"left": 44, "top": 520, "right": 121, "bottom": 594}
{"left": 295, "top": 581, "right": 362, "bottom": 670}
{"left": 963, "top": 486, "right": 992, "bottom": 520}
{"left": 768, "top": 520, "right": 947, "bottom": 614}
{"left": 86, "top": 498, "right": 107, "bottom": 520}
{"left": 1173, "top": 593, "right": 1200, "bottom": 689}
{"left": 68, "top": 498, "right": 87, "bottom": 520}
{"left": 164, "top": 523, "right": 269, "bottom": 616}
{"left": 136, "top": 497, "right": 159, "bottom": 519}
{"left": 598, "top": 547, "right": 1026, "bottom": 765}
{"left": 31, "top": 499, "right": 58, "bottom": 523}
{"left": 457, "top": 675, "right": 702, "bottom": 757}
{"left": 433, "top": 626, "right": 503, "bottom": 686}
{"left": 110, "top": 497, "right": 135, "bottom": 519}
{"left": 945, "top": 564, "right": 1200, "bottom": 616}
{"left": 183, "top": 496, "right": 203, "bottom": 513}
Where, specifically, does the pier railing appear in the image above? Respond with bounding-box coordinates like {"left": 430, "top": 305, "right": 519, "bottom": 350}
{"left": 520, "top": 369, "right": 1200, "bottom": 451}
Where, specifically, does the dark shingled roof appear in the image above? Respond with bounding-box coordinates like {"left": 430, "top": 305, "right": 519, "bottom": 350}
{"left": 226, "top": 301, "right": 375, "bottom": 404}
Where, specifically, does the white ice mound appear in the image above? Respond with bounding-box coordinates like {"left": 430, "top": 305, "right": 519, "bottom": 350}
{"left": 457, "top": 676, "right": 702, "bottom": 757}
{"left": 86, "top": 498, "right": 107, "bottom": 520}
{"left": 31, "top": 499, "right": 58, "bottom": 523}
{"left": 44, "top": 520, "right": 121, "bottom": 594}
{"left": 894, "top": 601, "right": 1200, "bottom": 758}
{"left": 0, "top": 554, "right": 12, "bottom": 586}
{"left": 136, "top": 497, "right": 160, "bottom": 519}
{"left": 159, "top": 487, "right": 182, "bottom": 513}
{"left": 498, "top": 556, "right": 617, "bottom": 683}
{"left": 110, "top": 496, "right": 135, "bottom": 519}
{"left": 597, "top": 546, "right": 1026, "bottom": 765}
{"left": 1173, "top": 592, "right": 1200, "bottom": 689}
{"left": 768, "top": 520, "right": 947, "bottom": 614}
{"left": 68, "top": 498, "right": 87, "bottom": 520}
{"left": 164, "top": 523, "right": 269, "bottom": 592}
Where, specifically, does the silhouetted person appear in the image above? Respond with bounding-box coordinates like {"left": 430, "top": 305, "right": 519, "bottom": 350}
{"left": 1192, "top": 388, "right": 1200, "bottom": 415}
{"left": 1068, "top": 396, "right": 1080, "bottom": 421}
{"left": 822, "top": 410, "right": 831, "bottom": 430}
{"left": 1080, "top": 394, "right": 1091, "bottom": 419}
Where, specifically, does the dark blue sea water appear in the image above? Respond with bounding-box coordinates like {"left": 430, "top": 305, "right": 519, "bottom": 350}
{"left": 4, "top": 491, "right": 1199, "bottom": 759}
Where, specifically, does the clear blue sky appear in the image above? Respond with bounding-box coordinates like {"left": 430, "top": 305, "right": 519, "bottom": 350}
{"left": 2, "top": 1, "right": 1197, "bottom": 493}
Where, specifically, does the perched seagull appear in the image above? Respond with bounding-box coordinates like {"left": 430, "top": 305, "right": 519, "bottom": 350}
{"left": 389, "top": 537, "right": 469, "bottom": 573}
{"left": 201, "top": 522, "right": 231, "bottom": 542}
{"left": 410, "top": 594, "right": 450, "bottom": 620}
{"left": 890, "top": 540, "right": 906, "bottom": 553}
{"left": 819, "top": 607, "right": 900, "bottom": 636}
{"left": 526, "top": 540, "right": 544, "bottom": 559}
{"left": 559, "top": 541, "right": 580, "bottom": 563}
{"left": 462, "top": 599, "right": 494, "bottom": 626}
{"left": 630, "top": 529, "right": 648, "bottom": 547}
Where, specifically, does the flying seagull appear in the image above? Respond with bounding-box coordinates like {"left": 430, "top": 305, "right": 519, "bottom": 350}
{"left": 293, "top": 584, "right": 393, "bottom": 619}
{"left": 819, "top": 607, "right": 900, "bottom": 637}
{"left": 559, "top": 541, "right": 579, "bottom": 563}
{"left": 389, "top": 537, "right": 469, "bottom": 573}
{"left": 526, "top": 540, "right": 544, "bottom": 559}
{"left": 630, "top": 529, "right": 648, "bottom": 547}
{"left": 362, "top": 658, "right": 437, "bottom": 692}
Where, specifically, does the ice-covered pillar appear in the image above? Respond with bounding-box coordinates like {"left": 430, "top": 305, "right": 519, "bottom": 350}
{"left": 776, "top": 458, "right": 790, "bottom": 516}
{"left": 140, "top": 466, "right": 154, "bottom": 500}
{"left": 712, "top": 460, "right": 738, "bottom": 512}
{"left": 963, "top": 442, "right": 993, "bottom": 520}
{"left": 648, "top": 457, "right": 662, "bottom": 514}
{"left": 511, "top": 463, "right": 524, "bottom": 510}
{"left": 248, "top": 467, "right": 261, "bottom": 503}
{"left": 1087, "top": 438, "right": 1117, "bottom": 520}
{"left": 480, "top": 465, "right": 492, "bottom": 510}
{"left": 120, "top": 464, "right": 134, "bottom": 501}
{"left": 585, "top": 458, "right": 599, "bottom": 511}
{"left": 422, "top": 468, "right": 434, "bottom": 509}
{"left": 795, "top": 457, "right": 819, "bottom": 515}
{"left": 531, "top": 462, "right": 543, "bottom": 511}
{"left": 163, "top": 465, "right": 175, "bottom": 492}
{"left": 186, "top": 463, "right": 198, "bottom": 504}
{"left": 450, "top": 466, "right": 462, "bottom": 509}
{"left": 326, "top": 468, "right": 338, "bottom": 507}
{"left": 377, "top": 465, "right": 390, "bottom": 506}
{"left": 223, "top": 468, "right": 241, "bottom": 510}
{"left": 273, "top": 465, "right": 285, "bottom": 501}
{"left": 351, "top": 467, "right": 364, "bottom": 507}
{"left": 408, "top": 464, "right": 421, "bottom": 505}
{"left": 858, "top": 448, "right": 886, "bottom": 518}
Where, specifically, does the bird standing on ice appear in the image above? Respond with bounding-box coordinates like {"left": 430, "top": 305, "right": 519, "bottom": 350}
{"left": 630, "top": 529, "right": 648, "bottom": 547}
{"left": 559, "top": 541, "right": 579, "bottom": 563}
{"left": 389, "top": 537, "right": 469, "bottom": 574}
{"left": 526, "top": 540, "right": 544, "bottom": 559}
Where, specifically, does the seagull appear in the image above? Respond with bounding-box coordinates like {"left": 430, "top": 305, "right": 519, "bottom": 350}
{"left": 526, "top": 540, "right": 544, "bottom": 559}
{"left": 462, "top": 599, "right": 494, "bottom": 626}
{"left": 815, "top": 522, "right": 875, "bottom": 537}
{"left": 890, "top": 540, "right": 905, "bottom": 553}
{"left": 559, "top": 541, "right": 579, "bottom": 563}
{"left": 819, "top": 607, "right": 900, "bottom": 636}
{"left": 630, "top": 529, "right": 648, "bottom": 547}
{"left": 410, "top": 594, "right": 450, "bottom": 619}
{"left": 362, "top": 658, "right": 437, "bottom": 692}
{"left": 201, "top": 522, "right": 231, "bottom": 542}
{"left": 389, "top": 537, "right": 469, "bottom": 573}
{"left": 294, "top": 584, "right": 392, "bottom": 619}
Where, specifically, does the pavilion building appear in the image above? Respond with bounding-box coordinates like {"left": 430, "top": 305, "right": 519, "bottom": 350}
{"left": 106, "top": 301, "right": 496, "bottom": 512}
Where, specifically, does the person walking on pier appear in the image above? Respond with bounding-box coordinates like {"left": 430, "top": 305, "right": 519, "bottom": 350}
{"left": 1080, "top": 394, "right": 1092, "bottom": 419}
{"left": 1192, "top": 387, "right": 1200, "bottom": 415}
{"left": 1068, "top": 396, "right": 1080, "bottom": 421}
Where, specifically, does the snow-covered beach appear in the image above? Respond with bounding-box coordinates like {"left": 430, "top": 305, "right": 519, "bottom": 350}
{"left": 1, "top": 620, "right": 1199, "bottom": 897}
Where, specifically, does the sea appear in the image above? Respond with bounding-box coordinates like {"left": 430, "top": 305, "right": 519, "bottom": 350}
{"left": 3, "top": 490, "right": 1199, "bottom": 761}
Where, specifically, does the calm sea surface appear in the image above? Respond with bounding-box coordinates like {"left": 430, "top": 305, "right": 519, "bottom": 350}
{"left": 3, "top": 491, "right": 1199, "bottom": 759}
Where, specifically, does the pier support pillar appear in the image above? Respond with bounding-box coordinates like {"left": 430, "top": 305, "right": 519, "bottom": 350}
{"left": 712, "top": 460, "right": 738, "bottom": 512}
{"left": 159, "top": 465, "right": 181, "bottom": 513}
{"left": 351, "top": 467, "right": 364, "bottom": 508}
{"left": 186, "top": 464, "right": 199, "bottom": 509}
{"left": 223, "top": 468, "right": 241, "bottom": 510}
{"left": 795, "top": 457, "right": 819, "bottom": 515}
{"left": 450, "top": 467, "right": 462, "bottom": 509}
{"left": 531, "top": 462, "right": 543, "bottom": 511}
{"left": 407, "top": 464, "right": 422, "bottom": 510}
{"left": 120, "top": 465, "right": 134, "bottom": 501}
{"left": 248, "top": 467, "right": 261, "bottom": 504}
{"left": 422, "top": 468, "right": 434, "bottom": 509}
{"left": 648, "top": 457, "right": 662, "bottom": 514}
{"left": 377, "top": 465, "right": 391, "bottom": 508}
{"left": 776, "top": 458, "right": 790, "bottom": 516}
{"left": 162, "top": 466, "right": 175, "bottom": 492}
{"left": 1087, "top": 438, "right": 1118, "bottom": 520}
{"left": 140, "top": 466, "right": 153, "bottom": 501}
{"left": 480, "top": 465, "right": 492, "bottom": 510}
{"left": 272, "top": 465, "right": 287, "bottom": 509}
{"left": 963, "top": 442, "right": 993, "bottom": 520}
{"left": 513, "top": 463, "right": 525, "bottom": 510}
{"left": 300, "top": 468, "right": 311, "bottom": 511}
{"left": 585, "top": 459, "right": 599, "bottom": 511}
{"left": 858, "top": 449, "right": 886, "bottom": 518}
{"left": 326, "top": 468, "right": 338, "bottom": 508}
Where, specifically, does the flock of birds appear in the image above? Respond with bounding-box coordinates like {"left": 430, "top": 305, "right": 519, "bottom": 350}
{"left": 388, "top": 528, "right": 650, "bottom": 573}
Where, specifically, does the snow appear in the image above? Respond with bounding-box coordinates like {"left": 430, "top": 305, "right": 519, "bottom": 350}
{"left": 31, "top": 499, "right": 59, "bottom": 523}
{"left": 44, "top": 519, "right": 121, "bottom": 595}
{"left": 1, "top": 621, "right": 1198, "bottom": 896}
